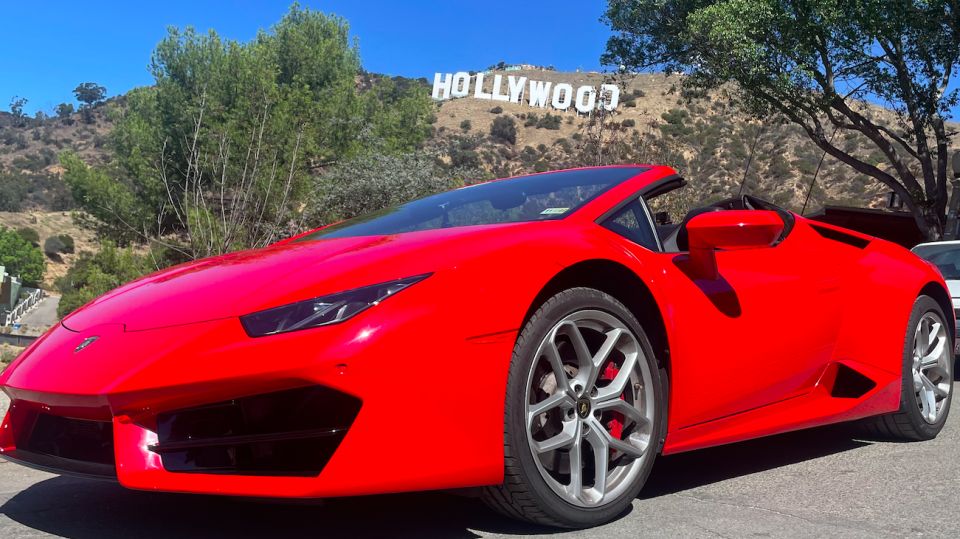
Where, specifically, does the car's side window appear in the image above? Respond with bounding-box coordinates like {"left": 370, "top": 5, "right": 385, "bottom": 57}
{"left": 601, "top": 198, "right": 661, "bottom": 251}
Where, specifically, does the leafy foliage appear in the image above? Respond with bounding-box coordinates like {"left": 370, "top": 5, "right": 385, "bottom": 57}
{"left": 43, "top": 235, "right": 75, "bottom": 257}
{"left": 490, "top": 116, "right": 517, "bottom": 145}
{"left": 55, "top": 103, "right": 74, "bottom": 120}
{"left": 0, "top": 226, "right": 44, "bottom": 286}
{"left": 66, "top": 5, "right": 434, "bottom": 257}
{"left": 0, "top": 170, "right": 73, "bottom": 211}
{"left": 603, "top": 0, "right": 960, "bottom": 239}
{"left": 56, "top": 242, "right": 149, "bottom": 317}
{"left": 9, "top": 97, "right": 27, "bottom": 126}
{"left": 73, "top": 83, "right": 107, "bottom": 107}
{"left": 15, "top": 227, "right": 39, "bottom": 246}
{"left": 310, "top": 151, "right": 481, "bottom": 224}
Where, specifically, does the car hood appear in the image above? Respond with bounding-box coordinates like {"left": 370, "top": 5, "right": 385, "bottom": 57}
{"left": 62, "top": 222, "right": 544, "bottom": 332}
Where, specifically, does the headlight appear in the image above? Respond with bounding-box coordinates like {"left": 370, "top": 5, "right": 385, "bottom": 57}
{"left": 240, "top": 274, "right": 431, "bottom": 337}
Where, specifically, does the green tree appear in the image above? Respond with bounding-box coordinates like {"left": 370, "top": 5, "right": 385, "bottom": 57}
{"left": 9, "top": 96, "right": 27, "bottom": 126}
{"left": 603, "top": 0, "right": 960, "bottom": 239}
{"left": 72, "top": 5, "right": 433, "bottom": 259}
{"left": 0, "top": 226, "right": 44, "bottom": 286}
{"left": 56, "top": 241, "right": 148, "bottom": 317}
{"left": 73, "top": 83, "right": 107, "bottom": 107}
{"left": 62, "top": 152, "right": 142, "bottom": 244}
{"left": 55, "top": 103, "right": 74, "bottom": 121}
{"left": 73, "top": 83, "right": 107, "bottom": 124}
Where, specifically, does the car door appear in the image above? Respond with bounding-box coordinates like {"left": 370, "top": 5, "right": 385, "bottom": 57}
{"left": 602, "top": 200, "right": 844, "bottom": 428}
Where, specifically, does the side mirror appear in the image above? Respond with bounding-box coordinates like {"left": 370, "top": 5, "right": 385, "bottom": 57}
{"left": 686, "top": 210, "right": 784, "bottom": 279}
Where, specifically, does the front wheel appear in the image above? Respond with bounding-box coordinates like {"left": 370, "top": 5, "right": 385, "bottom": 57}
{"left": 482, "top": 288, "right": 662, "bottom": 528}
{"left": 859, "top": 295, "right": 953, "bottom": 440}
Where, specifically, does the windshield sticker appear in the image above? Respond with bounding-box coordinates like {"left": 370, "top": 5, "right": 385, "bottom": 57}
{"left": 540, "top": 207, "right": 570, "bottom": 215}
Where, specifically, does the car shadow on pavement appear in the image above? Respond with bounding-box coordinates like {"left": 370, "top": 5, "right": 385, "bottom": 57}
{"left": 641, "top": 424, "right": 869, "bottom": 498}
{"left": 0, "top": 426, "right": 867, "bottom": 538}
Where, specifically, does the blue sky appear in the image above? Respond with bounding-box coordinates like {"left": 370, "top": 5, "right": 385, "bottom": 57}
{"left": 0, "top": 1, "right": 612, "bottom": 116}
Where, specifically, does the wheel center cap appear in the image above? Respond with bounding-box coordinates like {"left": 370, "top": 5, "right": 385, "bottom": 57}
{"left": 576, "top": 398, "right": 591, "bottom": 419}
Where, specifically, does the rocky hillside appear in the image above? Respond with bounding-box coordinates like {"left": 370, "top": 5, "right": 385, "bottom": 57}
{"left": 426, "top": 69, "right": 936, "bottom": 214}
{"left": 0, "top": 70, "right": 946, "bottom": 220}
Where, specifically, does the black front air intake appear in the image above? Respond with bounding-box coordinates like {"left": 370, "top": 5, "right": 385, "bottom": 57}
{"left": 8, "top": 411, "right": 118, "bottom": 479}
{"left": 149, "top": 386, "right": 361, "bottom": 476}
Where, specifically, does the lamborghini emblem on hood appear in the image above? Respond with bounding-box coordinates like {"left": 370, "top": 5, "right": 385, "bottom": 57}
{"left": 74, "top": 336, "right": 99, "bottom": 353}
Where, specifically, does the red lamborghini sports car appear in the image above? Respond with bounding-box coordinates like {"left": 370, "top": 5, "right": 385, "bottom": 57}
{"left": 0, "top": 165, "right": 954, "bottom": 528}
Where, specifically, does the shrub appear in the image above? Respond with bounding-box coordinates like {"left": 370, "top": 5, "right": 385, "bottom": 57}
{"left": 490, "top": 116, "right": 517, "bottom": 145}
{"left": 44, "top": 236, "right": 66, "bottom": 257}
{"left": 58, "top": 234, "right": 75, "bottom": 253}
{"left": 44, "top": 235, "right": 75, "bottom": 257}
{"left": 312, "top": 151, "right": 473, "bottom": 224}
{"left": 56, "top": 241, "right": 149, "bottom": 317}
{"left": 0, "top": 226, "right": 44, "bottom": 286}
{"left": 1, "top": 344, "right": 21, "bottom": 365}
{"left": 460, "top": 119, "right": 472, "bottom": 132}
{"left": 489, "top": 106, "right": 503, "bottom": 114}
{"left": 16, "top": 227, "right": 39, "bottom": 246}
{"left": 537, "top": 114, "right": 562, "bottom": 130}
{"left": 524, "top": 113, "right": 539, "bottom": 127}
{"left": 622, "top": 119, "right": 637, "bottom": 128}
{"left": 0, "top": 174, "right": 27, "bottom": 211}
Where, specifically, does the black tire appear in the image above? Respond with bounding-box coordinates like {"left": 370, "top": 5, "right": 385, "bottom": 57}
{"left": 858, "top": 295, "right": 953, "bottom": 441}
{"left": 481, "top": 287, "right": 663, "bottom": 528}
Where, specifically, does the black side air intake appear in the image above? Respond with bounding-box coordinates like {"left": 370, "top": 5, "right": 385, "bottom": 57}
{"left": 149, "top": 386, "right": 361, "bottom": 476}
{"left": 830, "top": 364, "right": 877, "bottom": 399}
{"left": 810, "top": 224, "right": 871, "bottom": 249}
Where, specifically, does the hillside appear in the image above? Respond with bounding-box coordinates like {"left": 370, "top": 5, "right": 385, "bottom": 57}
{"left": 427, "top": 69, "right": 934, "bottom": 215}
{"left": 1, "top": 69, "right": 949, "bottom": 252}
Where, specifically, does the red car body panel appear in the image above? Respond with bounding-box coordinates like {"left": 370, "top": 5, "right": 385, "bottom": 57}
{"left": 0, "top": 164, "right": 950, "bottom": 498}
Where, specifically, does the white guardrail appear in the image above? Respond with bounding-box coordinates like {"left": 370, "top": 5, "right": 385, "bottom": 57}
{"left": 2, "top": 288, "right": 44, "bottom": 327}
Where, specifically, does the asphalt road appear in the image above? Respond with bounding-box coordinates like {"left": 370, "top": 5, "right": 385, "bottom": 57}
{"left": 1, "top": 386, "right": 958, "bottom": 538}
{"left": 15, "top": 295, "right": 60, "bottom": 336}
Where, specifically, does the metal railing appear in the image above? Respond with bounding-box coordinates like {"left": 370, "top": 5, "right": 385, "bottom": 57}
{"left": 1, "top": 288, "right": 44, "bottom": 327}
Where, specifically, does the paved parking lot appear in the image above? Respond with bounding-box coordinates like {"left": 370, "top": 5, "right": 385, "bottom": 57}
{"left": 1, "top": 385, "right": 958, "bottom": 538}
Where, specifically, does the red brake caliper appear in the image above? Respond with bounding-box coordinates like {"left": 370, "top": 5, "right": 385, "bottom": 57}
{"left": 600, "top": 363, "right": 624, "bottom": 443}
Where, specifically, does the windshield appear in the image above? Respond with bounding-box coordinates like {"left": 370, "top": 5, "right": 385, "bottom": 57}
{"left": 913, "top": 244, "right": 960, "bottom": 280}
{"left": 298, "top": 167, "right": 647, "bottom": 241}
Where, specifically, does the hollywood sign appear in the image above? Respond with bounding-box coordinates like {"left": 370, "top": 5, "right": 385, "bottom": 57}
{"left": 432, "top": 72, "right": 620, "bottom": 113}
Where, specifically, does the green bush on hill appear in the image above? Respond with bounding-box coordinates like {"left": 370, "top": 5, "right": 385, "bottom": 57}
{"left": 0, "top": 226, "right": 44, "bottom": 286}
{"left": 56, "top": 242, "right": 149, "bottom": 317}
{"left": 490, "top": 116, "right": 517, "bottom": 145}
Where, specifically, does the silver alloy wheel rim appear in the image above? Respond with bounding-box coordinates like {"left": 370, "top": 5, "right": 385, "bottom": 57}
{"left": 912, "top": 312, "right": 953, "bottom": 424}
{"left": 524, "top": 309, "right": 655, "bottom": 508}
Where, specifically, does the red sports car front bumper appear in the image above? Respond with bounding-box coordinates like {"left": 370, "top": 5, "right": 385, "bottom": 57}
{"left": 0, "top": 298, "right": 515, "bottom": 498}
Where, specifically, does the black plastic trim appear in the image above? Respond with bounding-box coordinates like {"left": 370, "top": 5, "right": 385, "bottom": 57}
{"left": 152, "top": 385, "right": 361, "bottom": 476}
{"left": 148, "top": 427, "right": 348, "bottom": 453}
{"left": 595, "top": 174, "right": 686, "bottom": 225}
{"left": 809, "top": 224, "right": 871, "bottom": 249}
{"left": 1, "top": 450, "right": 117, "bottom": 480}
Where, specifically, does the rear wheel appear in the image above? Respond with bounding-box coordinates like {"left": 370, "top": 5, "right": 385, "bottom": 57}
{"left": 481, "top": 288, "right": 662, "bottom": 528}
{"left": 859, "top": 295, "right": 953, "bottom": 441}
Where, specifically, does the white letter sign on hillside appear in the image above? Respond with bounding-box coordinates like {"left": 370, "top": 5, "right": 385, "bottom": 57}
{"left": 528, "top": 80, "right": 552, "bottom": 108}
{"left": 432, "top": 71, "right": 621, "bottom": 113}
